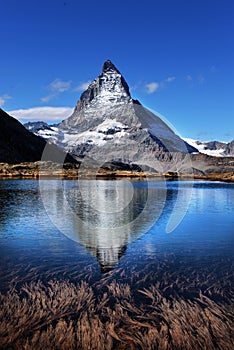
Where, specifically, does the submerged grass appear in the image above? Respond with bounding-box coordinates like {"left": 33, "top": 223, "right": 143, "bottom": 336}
{"left": 0, "top": 258, "right": 233, "bottom": 350}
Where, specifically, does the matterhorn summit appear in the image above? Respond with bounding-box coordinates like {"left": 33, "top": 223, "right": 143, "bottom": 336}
{"left": 74, "top": 60, "right": 132, "bottom": 112}
{"left": 59, "top": 59, "right": 140, "bottom": 134}
{"left": 55, "top": 60, "right": 197, "bottom": 168}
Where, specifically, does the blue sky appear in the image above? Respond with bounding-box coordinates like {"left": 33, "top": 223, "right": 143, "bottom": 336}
{"left": 0, "top": 0, "right": 233, "bottom": 141}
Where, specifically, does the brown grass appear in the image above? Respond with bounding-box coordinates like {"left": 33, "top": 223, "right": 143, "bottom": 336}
{"left": 0, "top": 259, "right": 233, "bottom": 350}
{"left": 1, "top": 162, "right": 234, "bottom": 182}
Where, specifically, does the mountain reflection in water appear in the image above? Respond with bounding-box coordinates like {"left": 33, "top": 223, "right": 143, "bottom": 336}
{"left": 39, "top": 179, "right": 171, "bottom": 271}
{"left": 0, "top": 179, "right": 233, "bottom": 349}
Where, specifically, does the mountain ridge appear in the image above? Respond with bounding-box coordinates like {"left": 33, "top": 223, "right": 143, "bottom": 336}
{"left": 0, "top": 108, "right": 75, "bottom": 164}
{"left": 183, "top": 138, "right": 234, "bottom": 157}
{"left": 3, "top": 59, "right": 233, "bottom": 175}
{"left": 24, "top": 121, "right": 234, "bottom": 158}
{"left": 56, "top": 60, "right": 198, "bottom": 165}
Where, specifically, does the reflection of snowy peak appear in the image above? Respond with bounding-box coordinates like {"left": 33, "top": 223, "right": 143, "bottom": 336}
{"left": 183, "top": 138, "right": 234, "bottom": 157}
{"left": 58, "top": 60, "right": 197, "bottom": 161}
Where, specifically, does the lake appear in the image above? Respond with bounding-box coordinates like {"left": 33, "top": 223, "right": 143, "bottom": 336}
{"left": 0, "top": 179, "right": 233, "bottom": 349}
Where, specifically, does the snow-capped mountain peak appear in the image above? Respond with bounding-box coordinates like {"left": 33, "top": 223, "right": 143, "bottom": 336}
{"left": 25, "top": 60, "right": 202, "bottom": 165}
{"left": 74, "top": 60, "right": 131, "bottom": 113}
{"left": 102, "top": 59, "right": 121, "bottom": 73}
{"left": 56, "top": 60, "right": 199, "bottom": 160}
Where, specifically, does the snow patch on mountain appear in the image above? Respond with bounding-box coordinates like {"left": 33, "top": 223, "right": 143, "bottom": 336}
{"left": 37, "top": 126, "right": 59, "bottom": 141}
{"left": 183, "top": 138, "right": 228, "bottom": 157}
{"left": 24, "top": 121, "right": 59, "bottom": 143}
{"left": 61, "top": 119, "right": 129, "bottom": 148}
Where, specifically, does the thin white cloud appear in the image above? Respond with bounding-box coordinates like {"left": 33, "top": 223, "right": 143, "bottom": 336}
{"left": 40, "top": 79, "right": 72, "bottom": 103}
{"left": 145, "top": 82, "right": 159, "bottom": 94}
{"left": 74, "top": 81, "right": 91, "bottom": 91}
{"left": 145, "top": 76, "right": 175, "bottom": 94}
{"left": 49, "top": 79, "right": 72, "bottom": 92}
{"left": 210, "top": 65, "right": 216, "bottom": 73}
{"left": 164, "top": 76, "right": 175, "bottom": 83}
{"left": 0, "top": 94, "right": 12, "bottom": 107}
{"left": 130, "top": 82, "right": 141, "bottom": 91}
{"left": 8, "top": 106, "right": 73, "bottom": 122}
{"left": 40, "top": 94, "right": 56, "bottom": 103}
{"left": 185, "top": 74, "right": 205, "bottom": 84}
{"left": 186, "top": 75, "right": 193, "bottom": 81}
{"left": 198, "top": 74, "right": 205, "bottom": 84}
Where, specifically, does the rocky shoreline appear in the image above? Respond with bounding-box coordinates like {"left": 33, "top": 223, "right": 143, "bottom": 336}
{"left": 0, "top": 162, "right": 233, "bottom": 182}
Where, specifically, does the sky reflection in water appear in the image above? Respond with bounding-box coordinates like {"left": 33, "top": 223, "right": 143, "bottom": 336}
{"left": 0, "top": 179, "right": 233, "bottom": 278}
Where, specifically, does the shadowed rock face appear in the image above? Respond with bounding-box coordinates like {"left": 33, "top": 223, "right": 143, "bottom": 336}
{"left": 58, "top": 60, "right": 198, "bottom": 163}
{"left": 74, "top": 60, "right": 131, "bottom": 113}
{"left": 226, "top": 140, "right": 234, "bottom": 156}
{"left": 0, "top": 108, "right": 48, "bottom": 164}
{"left": 0, "top": 109, "right": 75, "bottom": 164}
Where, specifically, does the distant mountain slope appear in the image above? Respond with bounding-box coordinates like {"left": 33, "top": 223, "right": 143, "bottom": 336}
{"left": 24, "top": 121, "right": 59, "bottom": 143}
{"left": 0, "top": 109, "right": 74, "bottom": 164}
{"left": 183, "top": 138, "right": 234, "bottom": 157}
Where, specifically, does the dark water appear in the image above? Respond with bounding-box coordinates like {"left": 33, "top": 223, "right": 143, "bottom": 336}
{"left": 0, "top": 179, "right": 233, "bottom": 291}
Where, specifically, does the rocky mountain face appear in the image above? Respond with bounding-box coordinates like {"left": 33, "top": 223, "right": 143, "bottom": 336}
{"left": 21, "top": 60, "right": 233, "bottom": 175}
{"left": 226, "top": 140, "right": 234, "bottom": 155}
{"left": 184, "top": 138, "right": 234, "bottom": 157}
{"left": 24, "top": 121, "right": 59, "bottom": 143}
{"left": 24, "top": 121, "right": 57, "bottom": 133}
{"left": 74, "top": 60, "right": 131, "bottom": 113}
{"left": 56, "top": 60, "right": 197, "bottom": 169}
{"left": 0, "top": 108, "right": 74, "bottom": 164}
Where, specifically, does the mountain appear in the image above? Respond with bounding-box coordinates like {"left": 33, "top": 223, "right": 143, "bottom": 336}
{"left": 56, "top": 60, "right": 198, "bottom": 165}
{"left": 21, "top": 60, "right": 233, "bottom": 175}
{"left": 24, "top": 121, "right": 59, "bottom": 143}
{"left": 25, "top": 118, "right": 234, "bottom": 159}
{"left": 183, "top": 138, "right": 234, "bottom": 157}
{"left": 0, "top": 108, "right": 74, "bottom": 164}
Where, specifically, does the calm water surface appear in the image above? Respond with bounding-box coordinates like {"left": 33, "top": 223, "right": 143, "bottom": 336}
{"left": 0, "top": 179, "right": 233, "bottom": 291}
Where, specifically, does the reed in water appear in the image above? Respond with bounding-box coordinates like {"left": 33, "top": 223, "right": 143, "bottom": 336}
{"left": 0, "top": 257, "right": 233, "bottom": 350}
